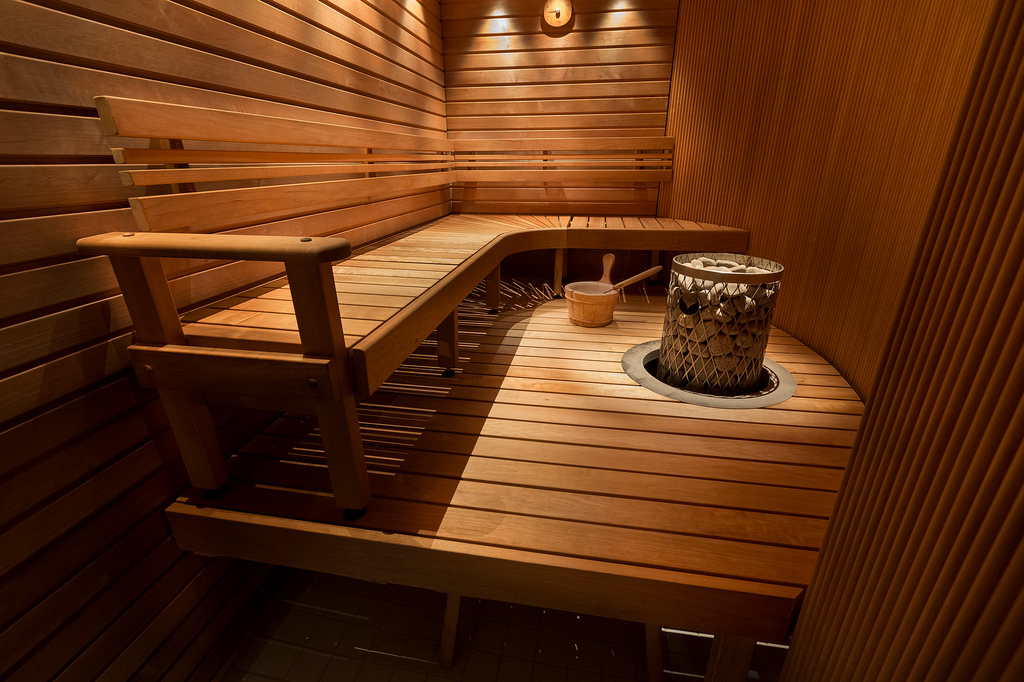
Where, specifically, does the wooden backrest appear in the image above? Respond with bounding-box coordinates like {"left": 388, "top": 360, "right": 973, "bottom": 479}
{"left": 95, "top": 96, "right": 455, "bottom": 247}
{"left": 451, "top": 137, "right": 674, "bottom": 215}
{"left": 97, "top": 96, "right": 675, "bottom": 234}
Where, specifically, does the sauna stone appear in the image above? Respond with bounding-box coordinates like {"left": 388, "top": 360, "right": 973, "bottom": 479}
{"left": 658, "top": 253, "right": 784, "bottom": 395}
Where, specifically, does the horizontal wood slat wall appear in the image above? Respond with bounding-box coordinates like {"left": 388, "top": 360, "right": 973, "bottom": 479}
{"left": 0, "top": 0, "right": 445, "bottom": 679}
{"left": 441, "top": 0, "right": 678, "bottom": 215}
{"left": 782, "top": 0, "right": 1024, "bottom": 677}
{"left": 659, "top": 0, "right": 994, "bottom": 399}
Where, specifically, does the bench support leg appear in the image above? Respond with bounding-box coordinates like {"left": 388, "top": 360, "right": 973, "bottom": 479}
{"left": 706, "top": 634, "right": 756, "bottom": 682}
{"left": 553, "top": 248, "right": 566, "bottom": 298}
{"left": 159, "top": 387, "right": 228, "bottom": 490}
{"left": 437, "top": 309, "right": 459, "bottom": 376}
{"left": 284, "top": 261, "right": 371, "bottom": 514}
{"left": 316, "top": 397, "right": 371, "bottom": 515}
{"left": 106, "top": 255, "right": 228, "bottom": 493}
{"left": 645, "top": 623, "right": 663, "bottom": 682}
{"left": 648, "top": 250, "right": 661, "bottom": 283}
{"left": 486, "top": 263, "right": 501, "bottom": 313}
{"left": 440, "top": 593, "right": 461, "bottom": 667}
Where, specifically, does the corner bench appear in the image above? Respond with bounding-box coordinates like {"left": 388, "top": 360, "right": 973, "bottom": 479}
{"left": 78, "top": 95, "right": 746, "bottom": 517}
{"left": 71, "top": 96, "right": 861, "bottom": 681}
{"left": 166, "top": 297, "right": 861, "bottom": 681}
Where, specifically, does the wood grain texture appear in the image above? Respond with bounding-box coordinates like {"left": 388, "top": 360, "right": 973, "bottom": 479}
{"left": 3, "top": 1, "right": 1007, "bottom": 678}
{"left": 782, "top": 0, "right": 1024, "bottom": 678}
{"left": 167, "top": 290, "right": 861, "bottom": 647}
{"left": 440, "top": 0, "right": 678, "bottom": 215}
{"left": 0, "top": 1, "right": 447, "bottom": 679}
{"left": 659, "top": 0, "right": 994, "bottom": 400}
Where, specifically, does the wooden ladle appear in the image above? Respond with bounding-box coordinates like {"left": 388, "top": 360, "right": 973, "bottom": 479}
{"left": 612, "top": 265, "right": 663, "bottom": 290}
{"left": 568, "top": 265, "right": 663, "bottom": 295}
{"left": 599, "top": 252, "right": 615, "bottom": 284}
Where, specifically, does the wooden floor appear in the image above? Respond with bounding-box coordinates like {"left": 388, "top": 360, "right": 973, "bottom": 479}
{"left": 168, "top": 282, "right": 862, "bottom": 657}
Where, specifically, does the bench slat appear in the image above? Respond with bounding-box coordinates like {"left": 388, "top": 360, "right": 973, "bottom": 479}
{"left": 235, "top": 439, "right": 827, "bottom": 548}
{"left": 113, "top": 148, "right": 441, "bottom": 165}
{"left": 456, "top": 169, "right": 673, "bottom": 183}
{"left": 452, "top": 137, "right": 674, "bottom": 152}
{"left": 164, "top": 296, "right": 859, "bottom": 645}
{"left": 128, "top": 173, "right": 455, "bottom": 232}
{"left": 166, "top": 496, "right": 801, "bottom": 641}
{"left": 96, "top": 96, "right": 452, "bottom": 152}
{"left": 120, "top": 161, "right": 454, "bottom": 187}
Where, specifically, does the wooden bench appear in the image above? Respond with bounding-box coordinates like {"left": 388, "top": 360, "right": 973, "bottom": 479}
{"left": 166, "top": 295, "right": 862, "bottom": 681}
{"left": 77, "top": 96, "right": 747, "bottom": 519}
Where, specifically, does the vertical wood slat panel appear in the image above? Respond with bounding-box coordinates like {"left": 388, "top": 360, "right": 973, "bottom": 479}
{"left": 781, "top": 0, "right": 1024, "bottom": 678}
{"left": 0, "top": 1, "right": 446, "bottom": 680}
{"left": 660, "top": 0, "right": 993, "bottom": 399}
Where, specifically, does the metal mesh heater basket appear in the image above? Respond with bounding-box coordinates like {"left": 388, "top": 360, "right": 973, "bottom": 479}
{"left": 657, "top": 253, "right": 784, "bottom": 395}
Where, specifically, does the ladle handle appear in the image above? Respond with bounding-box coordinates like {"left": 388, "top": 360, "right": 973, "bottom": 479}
{"left": 612, "top": 265, "right": 663, "bottom": 290}
{"left": 599, "top": 253, "right": 615, "bottom": 284}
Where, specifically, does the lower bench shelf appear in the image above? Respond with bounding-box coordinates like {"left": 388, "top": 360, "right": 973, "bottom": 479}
{"left": 167, "top": 288, "right": 862, "bottom": 681}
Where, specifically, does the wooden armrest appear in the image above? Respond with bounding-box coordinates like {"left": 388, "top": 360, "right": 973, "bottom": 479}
{"left": 76, "top": 232, "right": 351, "bottom": 263}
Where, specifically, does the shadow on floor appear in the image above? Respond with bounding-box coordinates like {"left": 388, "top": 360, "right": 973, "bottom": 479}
{"left": 223, "top": 570, "right": 787, "bottom": 682}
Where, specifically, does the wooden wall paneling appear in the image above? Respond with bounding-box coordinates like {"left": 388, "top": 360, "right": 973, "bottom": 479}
{"left": 660, "top": 0, "right": 995, "bottom": 398}
{"left": 0, "top": 0, "right": 448, "bottom": 678}
{"left": 34, "top": 0, "right": 444, "bottom": 117}
{"left": 137, "top": 562, "right": 276, "bottom": 681}
{"left": 178, "top": 0, "right": 446, "bottom": 103}
{"left": 323, "top": 0, "right": 445, "bottom": 72}
{"left": 443, "top": 29, "right": 677, "bottom": 62}
{"left": 781, "top": 0, "right": 1024, "bottom": 677}
{"left": 0, "top": 1, "right": 445, "bottom": 132}
{"left": 0, "top": 256, "right": 117, "bottom": 321}
{"left": 0, "top": 375, "right": 150, "bottom": 477}
{"left": 0, "top": 512, "right": 168, "bottom": 674}
{"left": 265, "top": 0, "right": 445, "bottom": 87}
{"left": 0, "top": 393, "right": 267, "bottom": 619}
{"left": 8, "top": 543, "right": 195, "bottom": 680}
{"left": 0, "top": 53, "right": 442, "bottom": 138}
{"left": 0, "top": 210, "right": 136, "bottom": 268}
{"left": 68, "top": 556, "right": 236, "bottom": 682}
{"left": 0, "top": 471, "right": 182, "bottom": 636}
{"left": 0, "top": 110, "right": 127, "bottom": 162}
{"left": 446, "top": 44, "right": 672, "bottom": 74}
{"left": 0, "top": 164, "right": 148, "bottom": 216}
{"left": 360, "top": 0, "right": 445, "bottom": 62}
{"left": 0, "top": 429, "right": 181, "bottom": 577}
{"left": 0, "top": 398, "right": 168, "bottom": 528}
{"left": 15, "top": 549, "right": 213, "bottom": 682}
{"left": 0, "top": 333, "right": 133, "bottom": 425}
{"left": 441, "top": 0, "right": 677, "bottom": 215}
{"left": 0, "top": 296, "right": 132, "bottom": 382}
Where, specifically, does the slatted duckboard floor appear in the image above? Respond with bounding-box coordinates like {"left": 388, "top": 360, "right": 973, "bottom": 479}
{"left": 168, "top": 282, "right": 862, "bottom": 679}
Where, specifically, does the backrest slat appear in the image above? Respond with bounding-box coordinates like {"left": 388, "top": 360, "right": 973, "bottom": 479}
{"left": 97, "top": 96, "right": 676, "bottom": 238}
{"left": 452, "top": 137, "right": 674, "bottom": 152}
{"left": 128, "top": 173, "right": 454, "bottom": 232}
{"left": 114, "top": 149, "right": 439, "bottom": 165}
{"left": 451, "top": 137, "right": 674, "bottom": 212}
{"left": 97, "top": 96, "right": 452, "bottom": 152}
{"left": 121, "top": 161, "right": 453, "bottom": 187}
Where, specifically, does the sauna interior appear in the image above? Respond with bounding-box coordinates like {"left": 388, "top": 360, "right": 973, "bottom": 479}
{"left": 2, "top": 1, "right": 1022, "bottom": 681}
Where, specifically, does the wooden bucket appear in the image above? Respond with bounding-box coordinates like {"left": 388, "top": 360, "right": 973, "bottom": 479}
{"left": 565, "top": 282, "right": 619, "bottom": 327}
